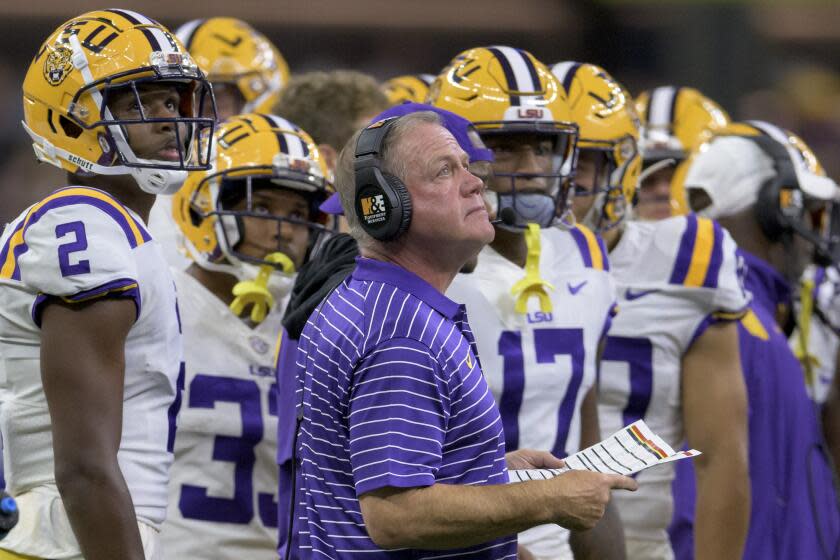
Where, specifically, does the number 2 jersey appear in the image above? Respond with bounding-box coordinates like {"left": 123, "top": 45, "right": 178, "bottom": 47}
{"left": 161, "top": 267, "right": 290, "bottom": 559}
{"left": 599, "top": 215, "right": 749, "bottom": 545}
{"left": 0, "top": 187, "right": 182, "bottom": 558}
{"left": 447, "top": 225, "right": 616, "bottom": 558}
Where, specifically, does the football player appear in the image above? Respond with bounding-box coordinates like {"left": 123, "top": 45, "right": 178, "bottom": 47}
{"left": 431, "top": 47, "right": 625, "bottom": 560}
{"left": 553, "top": 63, "right": 750, "bottom": 560}
{"left": 148, "top": 17, "right": 291, "bottom": 270}
{"left": 634, "top": 87, "right": 729, "bottom": 221}
{"left": 0, "top": 9, "right": 214, "bottom": 560}
{"left": 176, "top": 17, "right": 289, "bottom": 121}
{"left": 382, "top": 73, "right": 436, "bottom": 106}
{"left": 677, "top": 121, "right": 840, "bottom": 559}
{"left": 163, "top": 113, "right": 331, "bottom": 559}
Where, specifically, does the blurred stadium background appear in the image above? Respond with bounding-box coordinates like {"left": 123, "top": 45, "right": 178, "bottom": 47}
{"left": 2, "top": 1, "right": 840, "bottom": 223}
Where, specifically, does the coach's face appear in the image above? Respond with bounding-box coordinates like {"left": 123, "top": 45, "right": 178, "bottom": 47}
{"left": 401, "top": 123, "right": 495, "bottom": 257}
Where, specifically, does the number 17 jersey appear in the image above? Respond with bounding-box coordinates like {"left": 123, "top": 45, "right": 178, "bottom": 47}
{"left": 447, "top": 225, "right": 616, "bottom": 558}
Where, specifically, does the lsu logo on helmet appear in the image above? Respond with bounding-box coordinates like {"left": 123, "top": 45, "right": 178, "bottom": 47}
{"left": 43, "top": 44, "right": 73, "bottom": 86}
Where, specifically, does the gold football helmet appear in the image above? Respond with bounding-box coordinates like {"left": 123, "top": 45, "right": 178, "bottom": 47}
{"left": 382, "top": 74, "right": 436, "bottom": 105}
{"left": 551, "top": 61, "right": 641, "bottom": 231}
{"left": 176, "top": 18, "right": 289, "bottom": 116}
{"left": 635, "top": 86, "right": 729, "bottom": 217}
{"left": 636, "top": 86, "right": 730, "bottom": 163}
{"left": 22, "top": 9, "right": 215, "bottom": 194}
{"left": 173, "top": 113, "right": 332, "bottom": 273}
{"left": 429, "top": 46, "right": 578, "bottom": 229}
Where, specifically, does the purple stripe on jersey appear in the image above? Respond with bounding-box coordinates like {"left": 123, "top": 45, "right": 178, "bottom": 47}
{"left": 0, "top": 220, "right": 24, "bottom": 272}
{"left": 22, "top": 194, "right": 147, "bottom": 248}
{"left": 597, "top": 234, "right": 611, "bottom": 271}
{"left": 569, "top": 227, "right": 593, "bottom": 268}
{"left": 702, "top": 219, "right": 724, "bottom": 289}
{"left": 596, "top": 303, "right": 618, "bottom": 385}
{"left": 497, "top": 331, "right": 525, "bottom": 452}
{"left": 295, "top": 257, "right": 513, "bottom": 558}
{"left": 669, "top": 214, "right": 698, "bottom": 285}
{"left": 8, "top": 194, "right": 149, "bottom": 279}
{"left": 30, "top": 277, "right": 141, "bottom": 327}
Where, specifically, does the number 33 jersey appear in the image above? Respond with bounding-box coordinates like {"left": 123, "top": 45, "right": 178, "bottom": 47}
{"left": 161, "top": 268, "right": 290, "bottom": 559}
{"left": 447, "top": 225, "right": 616, "bottom": 558}
{"left": 599, "top": 215, "right": 749, "bottom": 543}
{"left": 0, "top": 187, "right": 181, "bottom": 557}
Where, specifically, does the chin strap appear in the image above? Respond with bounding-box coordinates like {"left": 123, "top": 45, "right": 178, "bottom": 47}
{"left": 230, "top": 252, "right": 296, "bottom": 324}
{"left": 511, "top": 223, "right": 554, "bottom": 314}
{"left": 794, "top": 277, "right": 820, "bottom": 392}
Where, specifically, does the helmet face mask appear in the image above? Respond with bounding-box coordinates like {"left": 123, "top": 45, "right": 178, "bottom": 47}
{"left": 210, "top": 173, "right": 330, "bottom": 270}
{"left": 550, "top": 61, "right": 642, "bottom": 231}
{"left": 174, "top": 113, "right": 334, "bottom": 275}
{"left": 22, "top": 10, "right": 217, "bottom": 194}
{"left": 573, "top": 145, "right": 630, "bottom": 232}
{"left": 430, "top": 46, "right": 581, "bottom": 230}
{"left": 482, "top": 130, "right": 577, "bottom": 229}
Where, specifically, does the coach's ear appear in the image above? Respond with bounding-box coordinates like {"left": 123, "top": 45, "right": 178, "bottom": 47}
{"left": 319, "top": 144, "right": 338, "bottom": 174}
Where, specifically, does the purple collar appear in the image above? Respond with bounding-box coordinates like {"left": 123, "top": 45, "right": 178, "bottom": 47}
{"left": 351, "top": 256, "right": 460, "bottom": 319}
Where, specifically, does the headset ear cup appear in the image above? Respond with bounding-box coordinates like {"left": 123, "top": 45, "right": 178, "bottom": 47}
{"left": 383, "top": 173, "right": 412, "bottom": 239}
{"left": 755, "top": 177, "right": 787, "bottom": 242}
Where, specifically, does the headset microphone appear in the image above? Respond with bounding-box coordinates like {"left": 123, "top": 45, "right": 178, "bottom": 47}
{"left": 491, "top": 206, "right": 517, "bottom": 226}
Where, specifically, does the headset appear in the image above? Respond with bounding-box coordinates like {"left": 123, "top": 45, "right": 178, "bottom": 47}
{"left": 750, "top": 134, "right": 804, "bottom": 242}
{"left": 747, "top": 134, "right": 837, "bottom": 267}
{"left": 354, "top": 116, "right": 413, "bottom": 241}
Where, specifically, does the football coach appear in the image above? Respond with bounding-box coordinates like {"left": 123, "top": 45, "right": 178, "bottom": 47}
{"left": 292, "top": 111, "right": 637, "bottom": 559}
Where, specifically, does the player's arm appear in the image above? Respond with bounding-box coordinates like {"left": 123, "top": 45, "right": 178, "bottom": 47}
{"left": 359, "top": 469, "right": 636, "bottom": 550}
{"left": 681, "top": 320, "right": 749, "bottom": 560}
{"left": 821, "top": 345, "right": 840, "bottom": 472}
{"left": 41, "top": 297, "right": 145, "bottom": 560}
{"left": 569, "top": 385, "right": 627, "bottom": 560}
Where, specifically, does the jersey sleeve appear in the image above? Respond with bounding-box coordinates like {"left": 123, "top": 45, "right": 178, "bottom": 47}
{"left": 655, "top": 214, "right": 749, "bottom": 319}
{"left": 348, "top": 337, "right": 450, "bottom": 497}
{"left": 15, "top": 199, "right": 143, "bottom": 326}
{"left": 710, "top": 223, "right": 750, "bottom": 319}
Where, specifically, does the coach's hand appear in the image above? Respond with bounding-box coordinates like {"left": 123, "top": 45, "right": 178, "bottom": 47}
{"left": 548, "top": 470, "right": 637, "bottom": 531}
{"left": 505, "top": 448, "right": 565, "bottom": 470}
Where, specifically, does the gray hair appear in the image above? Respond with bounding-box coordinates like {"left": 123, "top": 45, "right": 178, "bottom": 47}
{"left": 335, "top": 111, "right": 442, "bottom": 249}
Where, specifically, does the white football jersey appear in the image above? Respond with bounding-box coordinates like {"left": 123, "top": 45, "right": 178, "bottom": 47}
{"left": 0, "top": 187, "right": 181, "bottom": 558}
{"left": 599, "top": 215, "right": 749, "bottom": 544}
{"left": 148, "top": 194, "right": 192, "bottom": 271}
{"left": 448, "top": 225, "right": 616, "bottom": 558}
{"left": 161, "top": 267, "right": 291, "bottom": 559}
{"left": 789, "top": 266, "right": 840, "bottom": 404}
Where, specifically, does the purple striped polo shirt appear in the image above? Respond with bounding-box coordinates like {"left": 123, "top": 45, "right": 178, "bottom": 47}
{"left": 294, "top": 257, "right": 515, "bottom": 559}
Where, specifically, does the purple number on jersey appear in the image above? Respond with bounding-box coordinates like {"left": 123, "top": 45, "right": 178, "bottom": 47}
{"left": 167, "top": 362, "right": 186, "bottom": 453}
{"left": 257, "top": 382, "right": 279, "bottom": 529}
{"left": 55, "top": 221, "right": 90, "bottom": 277}
{"left": 179, "top": 374, "right": 262, "bottom": 524}
{"left": 497, "top": 328, "right": 585, "bottom": 457}
{"left": 602, "top": 336, "right": 654, "bottom": 427}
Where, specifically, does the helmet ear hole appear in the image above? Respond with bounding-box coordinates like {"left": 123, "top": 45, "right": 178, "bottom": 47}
{"left": 59, "top": 116, "right": 83, "bottom": 139}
